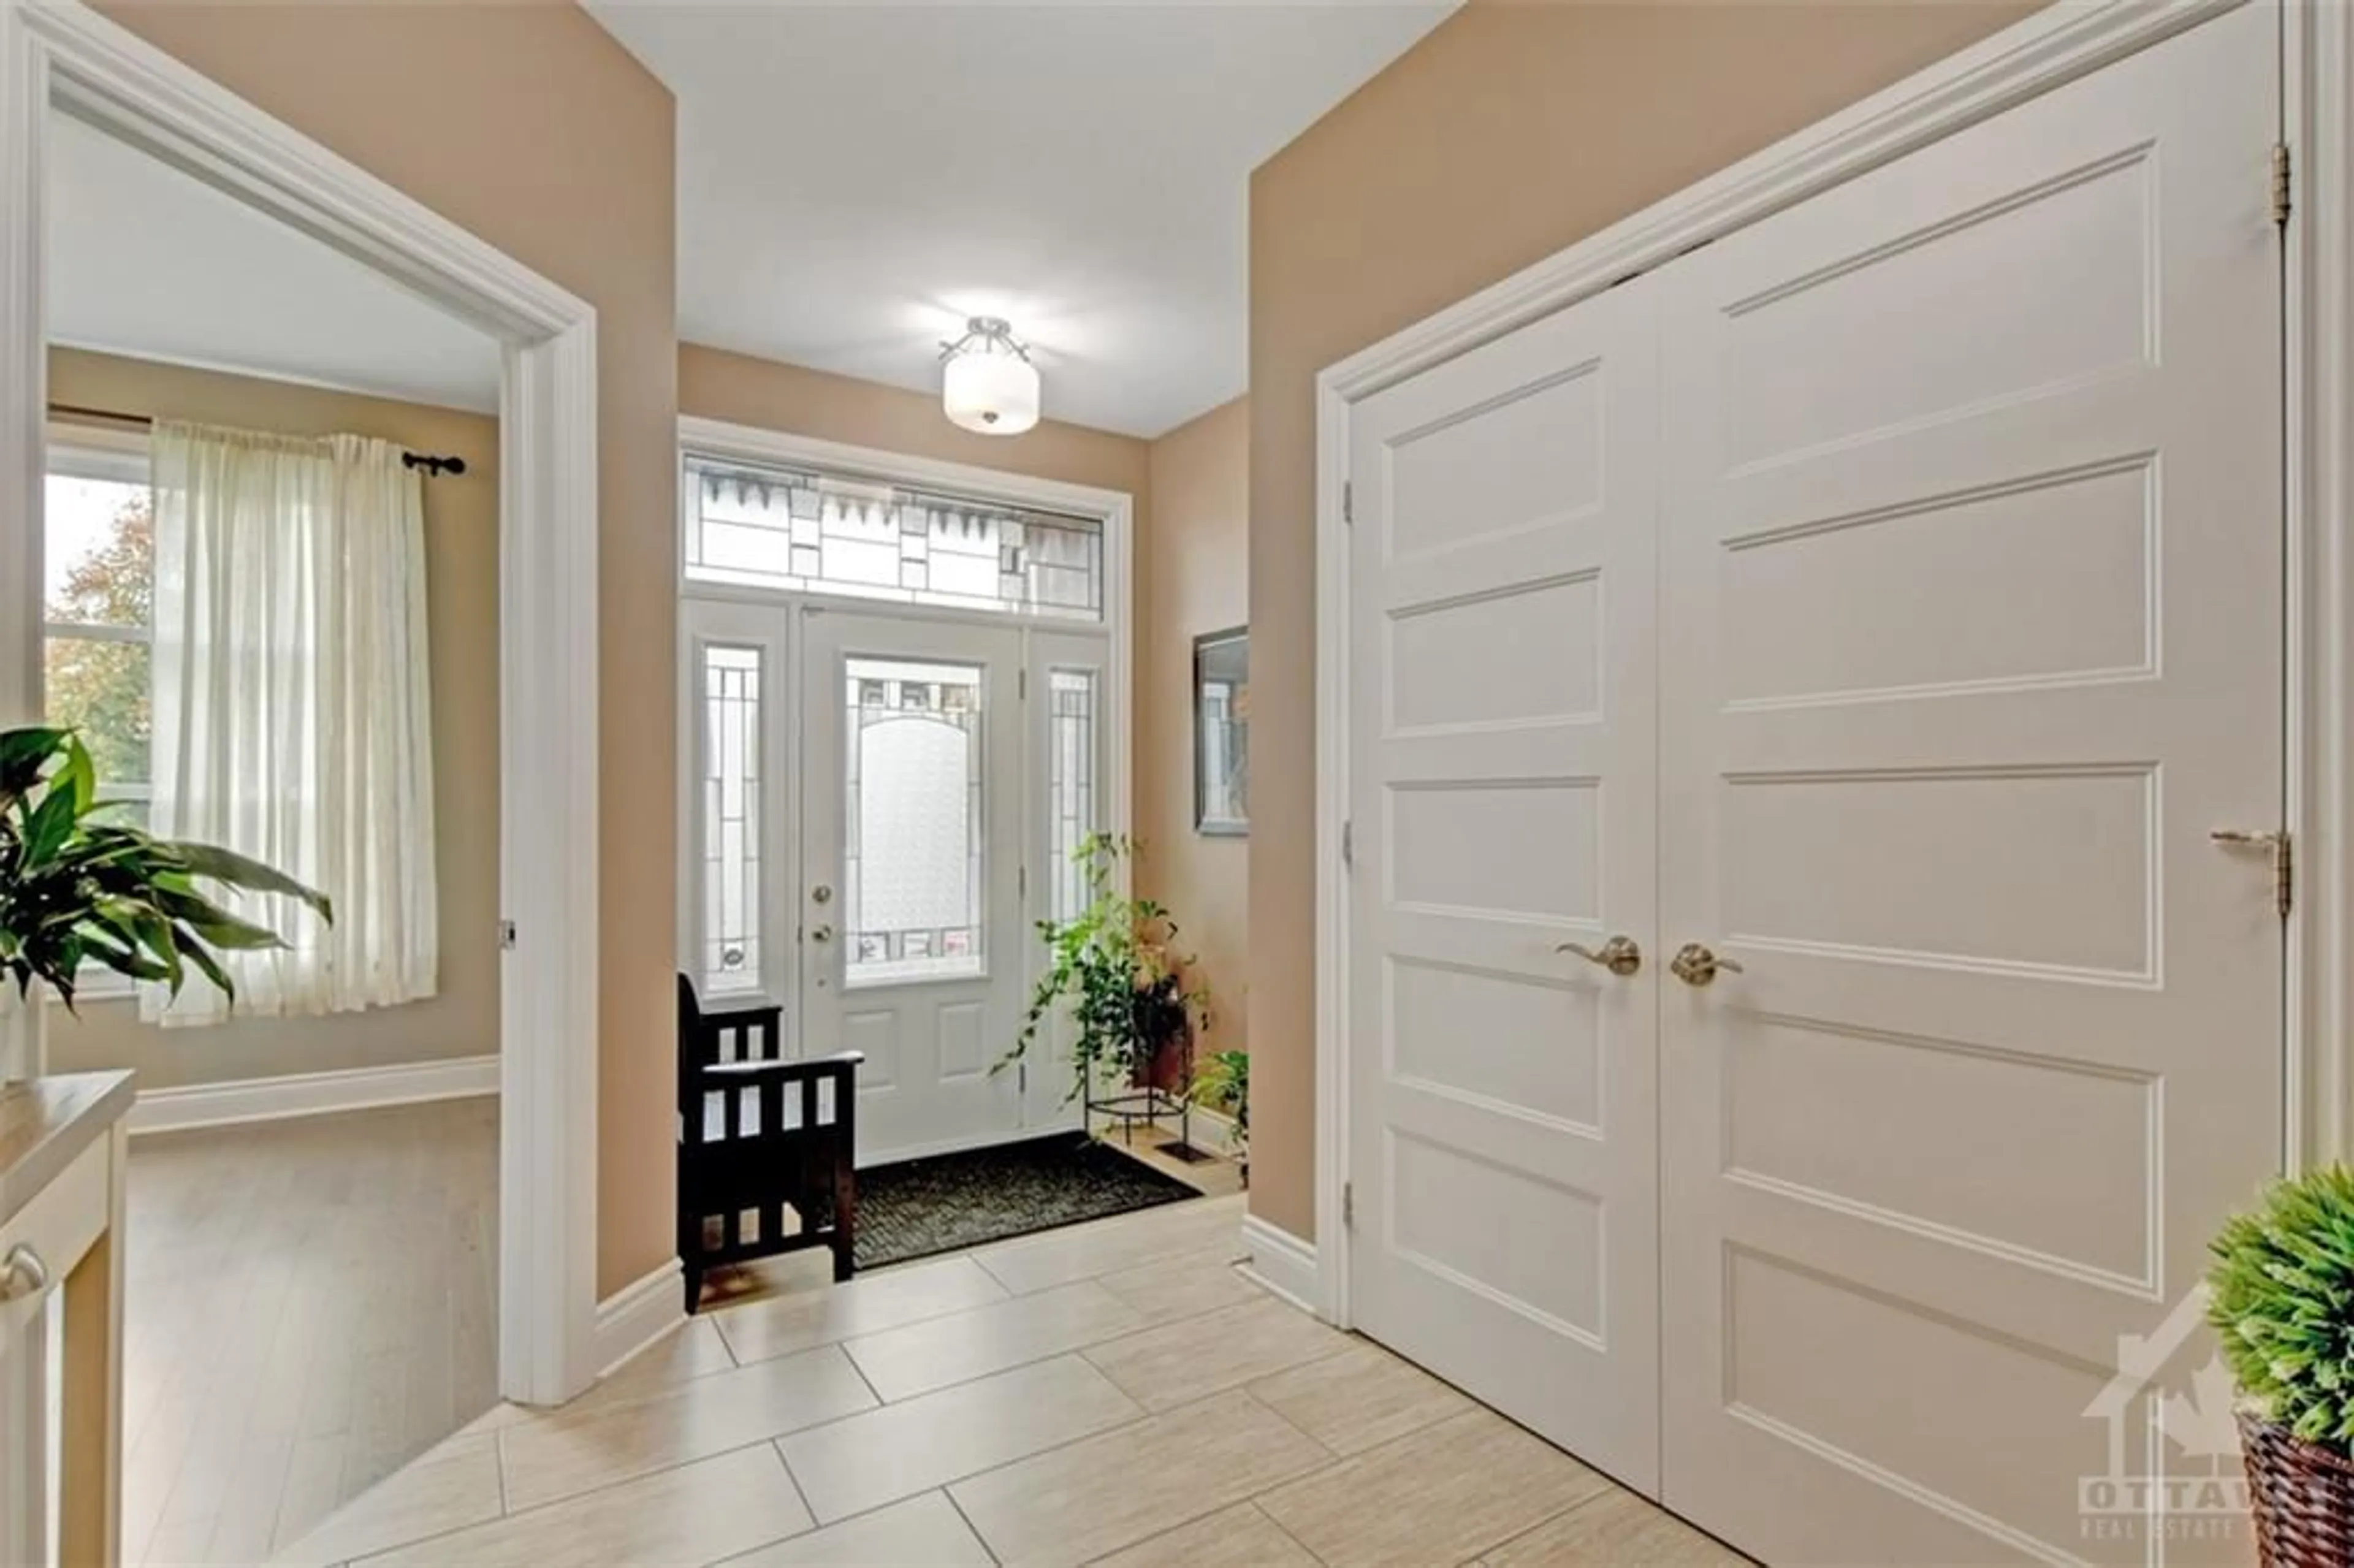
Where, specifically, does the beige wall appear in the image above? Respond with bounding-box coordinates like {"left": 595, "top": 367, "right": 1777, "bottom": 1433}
{"left": 43, "top": 348, "right": 501, "bottom": 1090}
{"left": 91, "top": 0, "right": 681, "bottom": 1296}
{"left": 1140, "top": 398, "right": 1248, "bottom": 1059}
{"left": 1246, "top": 0, "right": 2042, "bottom": 1241}
{"left": 682, "top": 343, "right": 1151, "bottom": 499}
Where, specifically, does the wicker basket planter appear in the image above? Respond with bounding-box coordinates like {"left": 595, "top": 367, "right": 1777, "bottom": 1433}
{"left": 2239, "top": 1409, "right": 2354, "bottom": 1566}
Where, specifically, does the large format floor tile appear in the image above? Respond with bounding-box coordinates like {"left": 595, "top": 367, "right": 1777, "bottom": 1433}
{"left": 1092, "top": 1244, "right": 1259, "bottom": 1326}
{"left": 1091, "top": 1501, "right": 1322, "bottom": 1568}
{"left": 283, "top": 1161, "right": 1754, "bottom": 1568}
{"left": 970, "top": 1197, "right": 1244, "bottom": 1296}
{"left": 842, "top": 1279, "right": 1145, "bottom": 1401}
{"left": 721, "top": 1491, "right": 996, "bottom": 1567}
{"left": 713, "top": 1255, "right": 1011, "bottom": 1368}
{"left": 498, "top": 1344, "right": 875, "bottom": 1511}
{"left": 779, "top": 1354, "right": 1143, "bottom": 1524}
{"left": 1083, "top": 1296, "right": 1347, "bottom": 1411}
{"left": 948, "top": 1388, "right": 1332, "bottom": 1567}
{"left": 270, "top": 1431, "right": 503, "bottom": 1567}
{"left": 1245, "top": 1339, "right": 1477, "bottom": 1456}
{"left": 1480, "top": 1488, "right": 1756, "bottom": 1567}
{"left": 1257, "top": 1407, "right": 1615, "bottom": 1568}
{"left": 362, "top": 1445, "right": 811, "bottom": 1567}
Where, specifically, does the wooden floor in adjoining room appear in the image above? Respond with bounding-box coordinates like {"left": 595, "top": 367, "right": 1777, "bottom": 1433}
{"left": 121, "top": 1097, "right": 498, "bottom": 1566}
{"left": 273, "top": 1187, "right": 1749, "bottom": 1568}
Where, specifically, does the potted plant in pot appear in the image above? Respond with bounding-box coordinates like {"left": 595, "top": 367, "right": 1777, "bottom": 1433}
{"left": 1002, "top": 832, "right": 1210, "bottom": 1113}
{"left": 0, "top": 725, "right": 330, "bottom": 1082}
{"left": 2210, "top": 1165, "right": 2354, "bottom": 1562}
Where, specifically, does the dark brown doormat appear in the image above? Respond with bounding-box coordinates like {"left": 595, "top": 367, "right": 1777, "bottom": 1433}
{"left": 852, "top": 1132, "right": 1202, "bottom": 1270}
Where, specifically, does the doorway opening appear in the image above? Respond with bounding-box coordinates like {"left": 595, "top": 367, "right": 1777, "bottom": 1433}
{"left": 677, "top": 419, "right": 1132, "bottom": 1169}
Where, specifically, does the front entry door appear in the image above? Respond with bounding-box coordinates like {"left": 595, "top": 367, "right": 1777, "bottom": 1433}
{"left": 1345, "top": 270, "right": 1663, "bottom": 1491}
{"left": 1656, "top": 7, "right": 2282, "bottom": 1561}
{"left": 800, "top": 607, "right": 1025, "bottom": 1163}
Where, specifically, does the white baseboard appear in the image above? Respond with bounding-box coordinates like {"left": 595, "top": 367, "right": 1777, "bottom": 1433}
{"left": 1238, "top": 1214, "right": 1321, "bottom": 1319}
{"left": 129, "top": 1053, "right": 500, "bottom": 1135}
{"left": 593, "top": 1258, "right": 687, "bottom": 1379}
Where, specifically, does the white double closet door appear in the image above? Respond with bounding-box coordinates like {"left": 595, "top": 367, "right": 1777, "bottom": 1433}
{"left": 1347, "top": 6, "right": 2282, "bottom": 1562}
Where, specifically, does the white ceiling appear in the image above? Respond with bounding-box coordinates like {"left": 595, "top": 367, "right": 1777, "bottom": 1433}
{"left": 45, "top": 109, "right": 503, "bottom": 413}
{"left": 587, "top": 1, "right": 1456, "bottom": 438}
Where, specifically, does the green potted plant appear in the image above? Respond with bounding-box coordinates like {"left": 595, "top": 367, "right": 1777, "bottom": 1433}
{"left": 2209, "top": 1165, "right": 2354, "bottom": 1563}
{"left": 1188, "top": 1048, "right": 1248, "bottom": 1184}
{"left": 1003, "top": 832, "right": 1209, "bottom": 1109}
{"left": 0, "top": 725, "right": 330, "bottom": 1081}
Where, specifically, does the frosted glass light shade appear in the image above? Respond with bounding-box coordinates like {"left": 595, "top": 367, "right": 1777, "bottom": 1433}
{"left": 943, "top": 343, "right": 1041, "bottom": 435}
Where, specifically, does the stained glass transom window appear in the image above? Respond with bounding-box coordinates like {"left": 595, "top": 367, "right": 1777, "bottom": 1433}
{"left": 685, "top": 456, "right": 1102, "bottom": 621}
{"left": 845, "top": 658, "right": 985, "bottom": 987}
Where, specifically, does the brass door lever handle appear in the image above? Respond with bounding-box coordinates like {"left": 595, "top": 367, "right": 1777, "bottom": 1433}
{"left": 1670, "top": 943, "right": 1744, "bottom": 987}
{"left": 1557, "top": 935, "right": 1642, "bottom": 976}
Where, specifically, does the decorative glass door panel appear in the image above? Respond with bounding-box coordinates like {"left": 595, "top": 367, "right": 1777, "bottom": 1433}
{"left": 844, "top": 657, "right": 986, "bottom": 987}
{"left": 802, "top": 611, "right": 1023, "bottom": 1163}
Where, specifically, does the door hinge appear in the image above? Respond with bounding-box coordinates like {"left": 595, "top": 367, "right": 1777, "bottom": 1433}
{"left": 1343, "top": 481, "right": 1354, "bottom": 526}
{"left": 1018, "top": 864, "right": 1027, "bottom": 902}
{"left": 1018, "top": 668, "right": 1027, "bottom": 700}
{"left": 2272, "top": 141, "right": 2293, "bottom": 227}
{"left": 1341, "top": 818, "right": 1354, "bottom": 869}
{"left": 1343, "top": 1181, "right": 1355, "bottom": 1230}
{"left": 498, "top": 919, "right": 517, "bottom": 951}
{"left": 2212, "top": 828, "right": 2293, "bottom": 918}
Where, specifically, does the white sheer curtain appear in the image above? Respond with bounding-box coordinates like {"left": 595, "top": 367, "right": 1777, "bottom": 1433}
{"left": 145, "top": 421, "right": 439, "bottom": 1024}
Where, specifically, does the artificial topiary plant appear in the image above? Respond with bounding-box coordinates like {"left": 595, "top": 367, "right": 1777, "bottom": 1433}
{"left": 2207, "top": 1164, "right": 2354, "bottom": 1447}
{"left": 0, "top": 725, "right": 332, "bottom": 1011}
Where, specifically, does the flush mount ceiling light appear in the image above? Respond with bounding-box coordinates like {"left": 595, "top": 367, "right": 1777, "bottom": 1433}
{"left": 940, "top": 316, "right": 1041, "bottom": 436}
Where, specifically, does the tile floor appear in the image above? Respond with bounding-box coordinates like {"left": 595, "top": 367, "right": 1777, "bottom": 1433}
{"left": 272, "top": 1191, "right": 1750, "bottom": 1567}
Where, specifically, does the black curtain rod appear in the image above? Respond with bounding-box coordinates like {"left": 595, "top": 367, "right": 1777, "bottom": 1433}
{"left": 48, "top": 400, "right": 468, "bottom": 477}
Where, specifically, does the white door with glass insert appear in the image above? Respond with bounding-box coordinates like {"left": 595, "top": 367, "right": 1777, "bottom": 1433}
{"left": 1654, "top": 7, "right": 2280, "bottom": 1561}
{"left": 1346, "top": 270, "right": 1662, "bottom": 1491}
{"left": 800, "top": 607, "right": 1026, "bottom": 1163}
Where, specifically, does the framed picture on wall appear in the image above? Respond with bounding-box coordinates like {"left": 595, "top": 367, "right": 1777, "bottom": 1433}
{"left": 1194, "top": 626, "right": 1248, "bottom": 836}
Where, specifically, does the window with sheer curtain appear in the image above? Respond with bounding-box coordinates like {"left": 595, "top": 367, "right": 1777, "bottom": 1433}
{"left": 132, "top": 419, "right": 440, "bottom": 1024}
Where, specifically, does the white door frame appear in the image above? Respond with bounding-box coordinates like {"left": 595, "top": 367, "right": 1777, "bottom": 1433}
{"left": 673, "top": 416, "right": 1135, "bottom": 1128}
{"left": 1309, "top": 0, "right": 2354, "bottom": 1328}
{"left": 0, "top": 1, "right": 603, "bottom": 1404}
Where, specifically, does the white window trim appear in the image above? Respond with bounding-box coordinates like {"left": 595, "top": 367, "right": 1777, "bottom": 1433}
{"left": 674, "top": 415, "right": 1135, "bottom": 1024}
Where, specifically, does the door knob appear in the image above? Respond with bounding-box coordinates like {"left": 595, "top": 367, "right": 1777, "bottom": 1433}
{"left": 809, "top": 924, "right": 834, "bottom": 943}
{"left": 1670, "top": 942, "right": 1744, "bottom": 988}
{"left": 1556, "top": 935, "right": 1642, "bottom": 976}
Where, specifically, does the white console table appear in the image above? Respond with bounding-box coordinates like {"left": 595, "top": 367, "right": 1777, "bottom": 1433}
{"left": 0, "top": 1073, "right": 131, "bottom": 1567}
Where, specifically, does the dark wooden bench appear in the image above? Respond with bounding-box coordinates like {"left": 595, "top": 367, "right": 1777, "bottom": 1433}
{"left": 676, "top": 974, "right": 861, "bottom": 1311}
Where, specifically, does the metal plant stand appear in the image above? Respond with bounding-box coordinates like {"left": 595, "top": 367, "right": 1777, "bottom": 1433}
{"left": 1087, "top": 1030, "right": 1217, "bottom": 1163}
